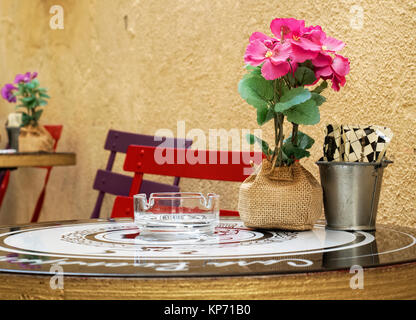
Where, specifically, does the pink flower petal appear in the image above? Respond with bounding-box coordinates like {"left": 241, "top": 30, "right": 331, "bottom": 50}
{"left": 291, "top": 42, "right": 319, "bottom": 63}
{"left": 301, "top": 25, "right": 322, "bottom": 34}
{"left": 312, "top": 52, "right": 333, "bottom": 67}
{"left": 270, "top": 18, "right": 305, "bottom": 39}
{"left": 261, "top": 60, "right": 290, "bottom": 80}
{"left": 297, "top": 37, "right": 322, "bottom": 51}
{"left": 331, "top": 54, "right": 350, "bottom": 77}
{"left": 249, "top": 32, "right": 273, "bottom": 42}
{"left": 306, "top": 28, "right": 326, "bottom": 44}
{"left": 270, "top": 42, "right": 291, "bottom": 64}
{"left": 244, "top": 40, "right": 268, "bottom": 66}
{"left": 323, "top": 37, "right": 345, "bottom": 52}
{"left": 331, "top": 75, "right": 341, "bottom": 91}
{"left": 315, "top": 65, "right": 333, "bottom": 79}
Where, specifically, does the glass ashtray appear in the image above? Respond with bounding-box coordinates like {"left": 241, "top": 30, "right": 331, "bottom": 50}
{"left": 134, "top": 192, "right": 219, "bottom": 237}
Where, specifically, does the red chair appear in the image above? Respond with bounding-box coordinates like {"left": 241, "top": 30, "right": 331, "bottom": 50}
{"left": 111, "top": 145, "right": 263, "bottom": 218}
{"left": 91, "top": 129, "right": 193, "bottom": 219}
{"left": 0, "top": 125, "right": 63, "bottom": 221}
{"left": 31, "top": 125, "right": 63, "bottom": 222}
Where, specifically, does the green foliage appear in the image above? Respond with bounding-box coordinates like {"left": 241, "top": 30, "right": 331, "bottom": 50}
{"left": 238, "top": 68, "right": 274, "bottom": 110}
{"left": 274, "top": 87, "right": 311, "bottom": 113}
{"left": 282, "top": 131, "right": 315, "bottom": 165}
{"left": 311, "top": 92, "right": 326, "bottom": 107}
{"left": 246, "top": 133, "right": 272, "bottom": 158}
{"left": 239, "top": 61, "right": 330, "bottom": 166}
{"left": 239, "top": 65, "right": 276, "bottom": 126}
{"left": 282, "top": 142, "right": 310, "bottom": 165}
{"left": 312, "top": 80, "right": 328, "bottom": 94}
{"left": 256, "top": 106, "right": 275, "bottom": 126}
{"left": 294, "top": 66, "right": 316, "bottom": 86}
{"left": 283, "top": 98, "right": 320, "bottom": 125}
{"left": 286, "top": 130, "right": 315, "bottom": 150}
{"left": 14, "top": 79, "right": 50, "bottom": 127}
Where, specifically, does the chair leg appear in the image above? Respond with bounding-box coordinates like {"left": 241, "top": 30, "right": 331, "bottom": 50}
{"left": 0, "top": 170, "right": 10, "bottom": 208}
{"left": 31, "top": 168, "right": 52, "bottom": 223}
{"left": 173, "top": 176, "right": 180, "bottom": 186}
{"left": 91, "top": 192, "right": 105, "bottom": 219}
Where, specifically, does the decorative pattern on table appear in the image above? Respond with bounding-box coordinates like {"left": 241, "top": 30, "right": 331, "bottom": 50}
{"left": 0, "top": 219, "right": 415, "bottom": 276}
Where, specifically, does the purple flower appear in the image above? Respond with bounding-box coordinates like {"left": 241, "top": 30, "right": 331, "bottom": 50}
{"left": 14, "top": 72, "right": 38, "bottom": 84}
{"left": 1, "top": 83, "right": 17, "bottom": 103}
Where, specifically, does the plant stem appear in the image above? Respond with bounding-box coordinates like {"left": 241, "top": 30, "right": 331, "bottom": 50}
{"left": 277, "top": 113, "right": 285, "bottom": 166}
{"left": 291, "top": 123, "right": 299, "bottom": 146}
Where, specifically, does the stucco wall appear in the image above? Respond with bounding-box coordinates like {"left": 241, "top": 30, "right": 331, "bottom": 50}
{"left": 0, "top": 0, "right": 415, "bottom": 227}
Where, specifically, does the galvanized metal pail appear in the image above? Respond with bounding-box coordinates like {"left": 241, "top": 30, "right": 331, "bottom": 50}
{"left": 316, "top": 160, "right": 392, "bottom": 231}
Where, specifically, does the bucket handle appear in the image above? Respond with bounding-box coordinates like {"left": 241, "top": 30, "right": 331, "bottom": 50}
{"left": 375, "top": 159, "right": 393, "bottom": 169}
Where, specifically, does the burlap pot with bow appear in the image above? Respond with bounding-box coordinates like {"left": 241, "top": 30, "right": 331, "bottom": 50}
{"left": 238, "top": 159, "right": 323, "bottom": 231}
{"left": 18, "top": 125, "right": 54, "bottom": 153}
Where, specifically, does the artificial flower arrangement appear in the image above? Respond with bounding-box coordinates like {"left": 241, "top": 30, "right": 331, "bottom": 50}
{"left": 1, "top": 72, "right": 54, "bottom": 152}
{"left": 1, "top": 72, "right": 50, "bottom": 127}
{"left": 240, "top": 18, "right": 349, "bottom": 166}
{"left": 238, "top": 18, "right": 350, "bottom": 231}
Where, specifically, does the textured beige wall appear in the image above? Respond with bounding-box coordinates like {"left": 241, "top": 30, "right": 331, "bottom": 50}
{"left": 0, "top": 0, "right": 415, "bottom": 227}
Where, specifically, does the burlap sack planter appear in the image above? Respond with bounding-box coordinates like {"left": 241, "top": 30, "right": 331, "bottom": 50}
{"left": 18, "top": 125, "right": 54, "bottom": 153}
{"left": 238, "top": 159, "right": 323, "bottom": 231}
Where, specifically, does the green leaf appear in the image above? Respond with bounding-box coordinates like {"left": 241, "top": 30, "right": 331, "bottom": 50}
{"left": 294, "top": 66, "right": 316, "bottom": 86}
{"left": 246, "top": 133, "right": 272, "bottom": 157}
{"left": 31, "top": 79, "right": 39, "bottom": 88}
{"left": 284, "top": 131, "right": 315, "bottom": 150}
{"left": 26, "top": 81, "right": 36, "bottom": 90}
{"left": 238, "top": 75, "right": 274, "bottom": 109}
{"left": 33, "top": 109, "right": 43, "bottom": 121}
{"left": 39, "top": 92, "right": 50, "bottom": 99}
{"left": 285, "top": 72, "right": 296, "bottom": 87}
{"left": 245, "top": 64, "right": 262, "bottom": 76}
{"left": 283, "top": 99, "right": 320, "bottom": 125}
{"left": 282, "top": 141, "right": 311, "bottom": 160}
{"left": 28, "top": 99, "right": 38, "bottom": 110}
{"left": 21, "top": 113, "right": 31, "bottom": 126}
{"left": 299, "top": 60, "right": 314, "bottom": 69}
{"left": 20, "top": 97, "right": 35, "bottom": 104}
{"left": 311, "top": 92, "right": 326, "bottom": 107}
{"left": 257, "top": 106, "right": 275, "bottom": 126}
{"left": 246, "top": 133, "right": 256, "bottom": 145}
{"left": 274, "top": 87, "right": 311, "bottom": 113}
{"left": 38, "top": 99, "right": 48, "bottom": 106}
{"left": 312, "top": 80, "right": 328, "bottom": 94}
{"left": 256, "top": 105, "right": 268, "bottom": 125}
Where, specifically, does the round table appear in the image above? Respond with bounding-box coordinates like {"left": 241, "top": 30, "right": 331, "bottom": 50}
{"left": 0, "top": 152, "right": 76, "bottom": 168}
{"left": 0, "top": 218, "right": 415, "bottom": 299}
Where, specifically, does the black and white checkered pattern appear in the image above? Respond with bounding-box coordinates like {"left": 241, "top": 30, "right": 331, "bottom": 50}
{"left": 322, "top": 124, "right": 392, "bottom": 163}
{"left": 323, "top": 124, "right": 344, "bottom": 161}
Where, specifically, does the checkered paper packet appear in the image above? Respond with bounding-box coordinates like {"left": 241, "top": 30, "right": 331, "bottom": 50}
{"left": 322, "top": 124, "right": 344, "bottom": 161}
{"left": 322, "top": 124, "right": 393, "bottom": 162}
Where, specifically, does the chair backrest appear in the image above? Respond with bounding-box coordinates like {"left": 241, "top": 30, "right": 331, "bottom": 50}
{"left": 111, "top": 145, "right": 263, "bottom": 218}
{"left": 91, "top": 129, "right": 193, "bottom": 219}
{"left": 43, "top": 125, "right": 63, "bottom": 151}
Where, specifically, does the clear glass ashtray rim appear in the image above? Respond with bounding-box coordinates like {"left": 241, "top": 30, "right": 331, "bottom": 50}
{"left": 133, "top": 192, "right": 220, "bottom": 200}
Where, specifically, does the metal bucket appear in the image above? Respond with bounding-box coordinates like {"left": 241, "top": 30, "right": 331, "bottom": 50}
{"left": 316, "top": 160, "right": 392, "bottom": 231}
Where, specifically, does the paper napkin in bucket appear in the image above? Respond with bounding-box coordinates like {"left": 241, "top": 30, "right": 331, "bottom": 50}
{"left": 322, "top": 124, "right": 393, "bottom": 162}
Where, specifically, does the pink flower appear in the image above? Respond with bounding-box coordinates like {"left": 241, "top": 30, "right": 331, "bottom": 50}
{"left": 270, "top": 18, "right": 305, "bottom": 41}
{"left": 291, "top": 27, "right": 345, "bottom": 65}
{"left": 244, "top": 37, "right": 292, "bottom": 80}
{"left": 1, "top": 83, "right": 17, "bottom": 103}
{"left": 14, "top": 72, "right": 38, "bottom": 84}
{"left": 314, "top": 54, "right": 350, "bottom": 91}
